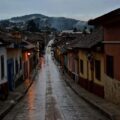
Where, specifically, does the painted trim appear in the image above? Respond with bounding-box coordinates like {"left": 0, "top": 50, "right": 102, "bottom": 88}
{"left": 103, "top": 41, "right": 120, "bottom": 44}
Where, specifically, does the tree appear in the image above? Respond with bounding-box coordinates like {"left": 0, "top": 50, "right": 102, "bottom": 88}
{"left": 73, "top": 27, "right": 77, "bottom": 32}
{"left": 12, "top": 26, "right": 20, "bottom": 31}
{"left": 82, "top": 26, "right": 87, "bottom": 34}
{"left": 27, "top": 20, "right": 39, "bottom": 32}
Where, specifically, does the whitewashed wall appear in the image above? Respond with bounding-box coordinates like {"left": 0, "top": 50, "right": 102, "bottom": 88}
{"left": 104, "top": 74, "right": 120, "bottom": 104}
{"left": 0, "top": 47, "right": 7, "bottom": 84}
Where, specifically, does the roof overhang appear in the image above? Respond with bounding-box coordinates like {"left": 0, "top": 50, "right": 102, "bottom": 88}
{"left": 88, "top": 8, "right": 120, "bottom": 26}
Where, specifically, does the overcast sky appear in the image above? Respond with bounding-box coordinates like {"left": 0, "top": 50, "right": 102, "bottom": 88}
{"left": 0, "top": 0, "right": 120, "bottom": 21}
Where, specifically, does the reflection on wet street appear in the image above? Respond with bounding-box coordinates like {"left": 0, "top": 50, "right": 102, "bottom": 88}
{"left": 3, "top": 42, "right": 110, "bottom": 120}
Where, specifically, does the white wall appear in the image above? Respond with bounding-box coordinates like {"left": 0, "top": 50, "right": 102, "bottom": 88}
{"left": 104, "top": 74, "right": 120, "bottom": 104}
{"left": 0, "top": 47, "right": 7, "bottom": 84}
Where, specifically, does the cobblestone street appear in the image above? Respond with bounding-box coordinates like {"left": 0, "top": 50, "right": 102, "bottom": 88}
{"left": 2, "top": 45, "right": 110, "bottom": 120}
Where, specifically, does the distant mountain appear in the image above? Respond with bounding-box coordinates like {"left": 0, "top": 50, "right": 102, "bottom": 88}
{"left": 0, "top": 14, "right": 90, "bottom": 31}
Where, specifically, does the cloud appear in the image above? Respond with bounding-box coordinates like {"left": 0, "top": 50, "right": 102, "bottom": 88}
{"left": 0, "top": 0, "right": 119, "bottom": 20}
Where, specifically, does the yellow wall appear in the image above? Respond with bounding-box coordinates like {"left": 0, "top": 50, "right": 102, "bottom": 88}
{"left": 93, "top": 52, "right": 104, "bottom": 86}
{"left": 78, "top": 50, "right": 88, "bottom": 79}
{"left": 56, "top": 48, "right": 61, "bottom": 58}
{"left": 78, "top": 50, "right": 104, "bottom": 86}
{"left": 67, "top": 52, "right": 73, "bottom": 71}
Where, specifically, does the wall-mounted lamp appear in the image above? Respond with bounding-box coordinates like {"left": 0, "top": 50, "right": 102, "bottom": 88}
{"left": 86, "top": 52, "right": 94, "bottom": 70}
{"left": 27, "top": 52, "right": 31, "bottom": 56}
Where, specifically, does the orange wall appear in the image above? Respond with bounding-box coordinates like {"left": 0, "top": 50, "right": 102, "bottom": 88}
{"left": 22, "top": 52, "right": 29, "bottom": 61}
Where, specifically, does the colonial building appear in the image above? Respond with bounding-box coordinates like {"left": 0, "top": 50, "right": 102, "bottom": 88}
{"left": 66, "top": 28, "right": 104, "bottom": 97}
{"left": 0, "top": 30, "right": 44, "bottom": 100}
{"left": 89, "top": 8, "right": 120, "bottom": 104}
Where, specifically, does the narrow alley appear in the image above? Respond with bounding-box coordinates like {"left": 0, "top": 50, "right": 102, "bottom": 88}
{"left": 2, "top": 41, "right": 110, "bottom": 120}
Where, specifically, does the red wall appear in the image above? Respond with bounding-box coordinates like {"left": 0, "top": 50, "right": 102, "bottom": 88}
{"left": 104, "top": 24, "right": 120, "bottom": 41}
{"left": 104, "top": 24, "right": 120, "bottom": 81}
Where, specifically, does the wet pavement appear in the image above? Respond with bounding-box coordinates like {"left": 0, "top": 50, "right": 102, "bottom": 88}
{"left": 3, "top": 42, "right": 110, "bottom": 120}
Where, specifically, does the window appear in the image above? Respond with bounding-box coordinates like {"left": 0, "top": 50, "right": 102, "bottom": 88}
{"left": 80, "top": 59, "right": 83, "bottom": 74}
{"left": 1, "top": 55, "right": 5, "bottom": 79}
{"left": 106, "top": 55, "right": 114, "bottom": 78}
{"left": 15, "top": 59, "right": 18, "bottom": 74}
{"left": 20, "top": 57, "right": 22, "bottom": 70}
{"left": 95, "top": 60, "right": 101, "bottom": 80}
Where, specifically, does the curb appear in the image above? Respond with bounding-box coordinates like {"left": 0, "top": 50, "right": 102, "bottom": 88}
{"left": 62, "top": 71, "right": 117, "bottom": 120}
{"left": 0, "top": 68, "right": 38, "bottom": 120}
{"left": 0, "top": 103, "right": 15, "bottom": 120}
{"left": 64, "top": 79, "right": 115, "bottom": 120}
{"left": 0, "top": 82, "right": 33, "bottom": 120}
{"left": 54, "top": 59, "right": 119, "bottom": 120}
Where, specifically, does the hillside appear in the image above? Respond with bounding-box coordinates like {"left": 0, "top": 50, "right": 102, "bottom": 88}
{"left": 0, "top": 14, "right": 89, "bottom": 31}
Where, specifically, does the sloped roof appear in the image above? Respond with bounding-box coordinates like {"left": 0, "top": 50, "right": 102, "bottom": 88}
{"left": 72, "top": 28, "right": 103, "bottom": 49}
{"left": 60, "top": 27, "right": 103, "bottom": 50}
{"left": 53, "top": 32, "right": 81, "bottom": 47}
{"left": 88, "top": 8, "right": 120, "bottom": 25}
{"left": 0, "top": 32, "right": 15, "bottom": 43}
{"left": 53, "top": 28, "right": 103, "bottom": 51}
{"left": 22, "top": 32, "right": 45, "bottom": 42}
{"left": 20, "top": 40, "right": 35, "bottom": 50}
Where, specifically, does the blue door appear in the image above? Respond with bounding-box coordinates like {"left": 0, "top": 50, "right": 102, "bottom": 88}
{"left": 7, "top": 59, "right": 14, "bottom": 91}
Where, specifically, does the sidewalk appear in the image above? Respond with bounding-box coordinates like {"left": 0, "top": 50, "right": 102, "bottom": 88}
{"left": 54, "top": 60, "right": 120, "bottom": 120}
{"left": 61, "top": 71, "right": 120, "bottom": 120}
{"left": 0, "top": 68, "right": 38, "bottom": 120}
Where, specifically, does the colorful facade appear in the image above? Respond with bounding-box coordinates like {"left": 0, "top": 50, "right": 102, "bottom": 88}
{"left": 0, "top": 31, "right": 43, "bottom": 100}
{"left": 7, "top": 48, "right": 23, "bottom": 90}
{"left": 78, "top": 50, "right": 104, "bottom": 97}
{"left": 53, "top": 27, "right": 105, "bottom": 98}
